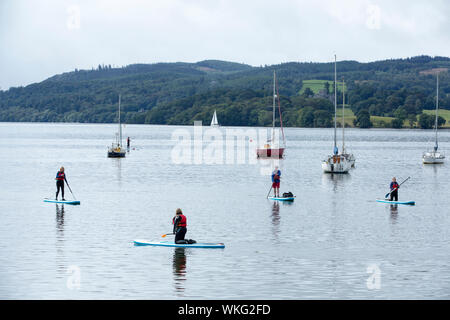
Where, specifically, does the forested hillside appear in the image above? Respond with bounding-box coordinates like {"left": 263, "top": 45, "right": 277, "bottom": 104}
{"left": 1, "top": 56, "right": 449, "bottom": 128}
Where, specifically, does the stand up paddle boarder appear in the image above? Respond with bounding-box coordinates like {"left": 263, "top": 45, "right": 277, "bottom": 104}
{"left": 389, "top": 177, "right": 399, "bottom": 201}
{"left": 172, "top": 208, "right": 196, "bottom": 244}
{"left": 55, "top": 166, "right": 67, "bottom": 201}
{"left": 272, "top": 167, "right": 281, "bottom": 198}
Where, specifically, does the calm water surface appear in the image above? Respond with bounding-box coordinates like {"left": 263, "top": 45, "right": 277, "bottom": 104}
{"left": 0, "top": 122, "right": 449, "bottom": 299}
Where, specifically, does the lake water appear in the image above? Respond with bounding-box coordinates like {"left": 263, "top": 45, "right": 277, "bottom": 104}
{"left": 0, "top": 122, "right": 449, "bottom": 299}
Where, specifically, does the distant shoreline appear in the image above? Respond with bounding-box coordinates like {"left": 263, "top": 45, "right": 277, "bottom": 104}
{"left": 1, "top": 121, "right": 449, "bottom": 130}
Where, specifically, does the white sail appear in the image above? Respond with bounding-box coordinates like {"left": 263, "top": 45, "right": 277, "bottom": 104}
{"left": 210, "top": 110, "right": 219, "bottom": 127}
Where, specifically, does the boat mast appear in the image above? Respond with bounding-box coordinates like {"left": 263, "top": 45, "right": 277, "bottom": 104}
{"left": 334, "top": 54, "right": 337, "bottom": 154}
{"left": 118, "top": 94, "right": 122, "bottom": 148}
{"left": 272, "top": 70, "right": 276, "bottom": 142}
{"left": 434, "top": 73, "right": 439, "bottom": 152}
{"left": 275, "top": 74, "right": 286, "bottom": 147}
{"left": 342, "top": 77, "right": 345, "bottom": 154}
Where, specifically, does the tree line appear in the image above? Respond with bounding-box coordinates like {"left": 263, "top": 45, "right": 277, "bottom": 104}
{"left": 0, "top": 57, "right": 449, "bottom": 128}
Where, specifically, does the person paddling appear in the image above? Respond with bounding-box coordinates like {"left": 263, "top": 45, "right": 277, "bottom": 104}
{"left": 55, "top": 166, "right": 67, "bottom": 201}
{"left": 172, "top": 208, "right": 188, "bottom": 244}
{"left": 272, "top": 166, "right": 281, "bottom": 198}
{"left": 389, "top": 177, "right": 400, "bottom": 201}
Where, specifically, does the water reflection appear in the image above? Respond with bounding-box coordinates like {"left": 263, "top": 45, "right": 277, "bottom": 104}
{"left": 56, "top": 204, "right": 65, "bottom": 236}
{"left": 173, "top": 248, "right": 187, "bottom": 294}
{"left": 271, "top": 201, "right": 280, "bottom": 240}
{"left": 390, "top": 204, "right": 399, "bottom": 224}
{"left": 55, "top": 204, "right": 66, "bottom": 277}
{"left": 111, "top": 158, "right": 122, "bottom": 185}
{"left": 322, "top": 173, "right": 351, "bottom": 192}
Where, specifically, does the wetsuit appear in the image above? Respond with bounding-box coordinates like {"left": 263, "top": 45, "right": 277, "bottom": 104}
{"left": 56, "top": 171, "right": 67, "bottom": 200}
{"left": 390, "top": 181, "right": 399, "bottom": 201}
{"left": 172, "top": 214, "right": 187, "bottom": 244}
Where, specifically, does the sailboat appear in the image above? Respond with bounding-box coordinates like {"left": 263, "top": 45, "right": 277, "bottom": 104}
{"left": 423, "top": 72, "right": 445, "bottom": 164}
{"left": 321, "top": 55, "right": 351, "bottom": 173}
{"left": 107, "top": 94, "right": 126, "bottom": 158}
{"left": 341, "top": 78, "right": 356, "bottom": 167}
{"left": 256, "top": 71, "right": 286, "bottom": 158}
{"left": 210, "top": 109, "right": 220, "bottom": 127}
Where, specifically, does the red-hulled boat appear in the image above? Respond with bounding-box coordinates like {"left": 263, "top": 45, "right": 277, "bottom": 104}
{"left": 256, "top": 71, "right": 286, "bottom": 159}
{"left": 256, "top": 144, "right": 285, "bottom": 158}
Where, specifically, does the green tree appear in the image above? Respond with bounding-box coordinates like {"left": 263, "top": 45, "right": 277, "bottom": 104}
{"left": 418, "top": 113, "right": 433, "bottom": 129}
{"left": 407, "top": 114, "right": 417, "bottom": 128}
{"left": 324, "top": 82, "right": 330, "bottom": 95}
{"left": 313, "top": 110, "right": 332, "bottom": 127}
{"left": 354, "top": 109, "right": 372, "bottom": 128}
{"left": 393, "top": 106, "right": 407, "bottom": 121}
{"left": 303, "top": 87, "right": 314, "bottom": 98}
{"left": 299, "top": 107, "right": 315, "bottom": 127}
{"left": 391, "top": 118, "right": 403, "bottom": 128}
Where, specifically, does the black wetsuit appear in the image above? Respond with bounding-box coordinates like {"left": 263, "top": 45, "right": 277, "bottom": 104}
{"left": 56, "top": 171, "right": 67, "bottom": 200}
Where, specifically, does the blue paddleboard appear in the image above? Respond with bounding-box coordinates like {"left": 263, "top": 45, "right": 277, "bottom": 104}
{"left": 44, "top": 198, "right": 80, "bottom": 205}
{"left": 133, "top": 240, "right": 225, "bottom": 248}
{"left": 376, "top": 199, "right": 415, "bottom": 205}
{"left": 268, "top": 196, "right": 295, "bottom": 201}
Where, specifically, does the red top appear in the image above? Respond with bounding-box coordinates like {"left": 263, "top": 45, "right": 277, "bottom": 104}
{"left": 173, "top": 214, "right": 187, "bottom": 228}
{"left": 56, "top": 171, "right": 65, "bottom": 181}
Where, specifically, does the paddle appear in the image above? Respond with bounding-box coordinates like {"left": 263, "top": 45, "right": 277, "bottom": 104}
{"left": 65, "top": 180, "right": 77, "bottom": 200}
{"left": 161, "top": 233, "right": 174, "bottom": 238}
{"left": 385, "top": 176, "right": 410, "bottom": 199}
{"left": 266, "top": 186, "right": 273, "bottom": 198}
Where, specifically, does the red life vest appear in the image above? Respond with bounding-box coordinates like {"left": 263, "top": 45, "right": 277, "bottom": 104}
{"left": 56, "top": 172, "right": 65, "bottom": 181}
{"left": 173, "top": 214, "right": 187, "bottom": 228}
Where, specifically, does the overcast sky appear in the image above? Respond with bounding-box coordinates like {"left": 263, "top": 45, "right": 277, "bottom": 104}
{"left": 0, "top": 0, "right": 449, "bottom": 90}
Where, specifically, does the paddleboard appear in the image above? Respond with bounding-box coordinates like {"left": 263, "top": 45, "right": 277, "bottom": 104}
{"left": 376, "top": 199, "right": 415, "bottom": 205}
{"left": 268, "top": 196, "right": 295, "bottom": 201}
{"left": 133, "top": 240, "right": 225, "bottom": 248}
{"left": 44, "top": 198, "right": 80, "bottom": 205}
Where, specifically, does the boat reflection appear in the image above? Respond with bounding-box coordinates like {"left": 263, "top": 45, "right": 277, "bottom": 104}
{"left": 110, "top": 157, "right": 122, "bottom": 185}
{"left": 322, "top": 172, "right": 351, "bottom": 192}
{"left": 172, "top": 248, "right": 187, "bottom": 295}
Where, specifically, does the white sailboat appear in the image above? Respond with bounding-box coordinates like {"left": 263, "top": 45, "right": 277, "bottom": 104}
{"left": 423, "top": 72, "right": 445, "bottom": 164}
{"left": 341, "top": 78, "right": 356, "bottom": 167}
{"left": 107, "top": 94, "right": 126, "bottom": 158}
{"left": 322, "top": 55, "right": 351, "bottom": 173}
{"left": 210, "top": 109, "right": 220, "bottom": 127}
